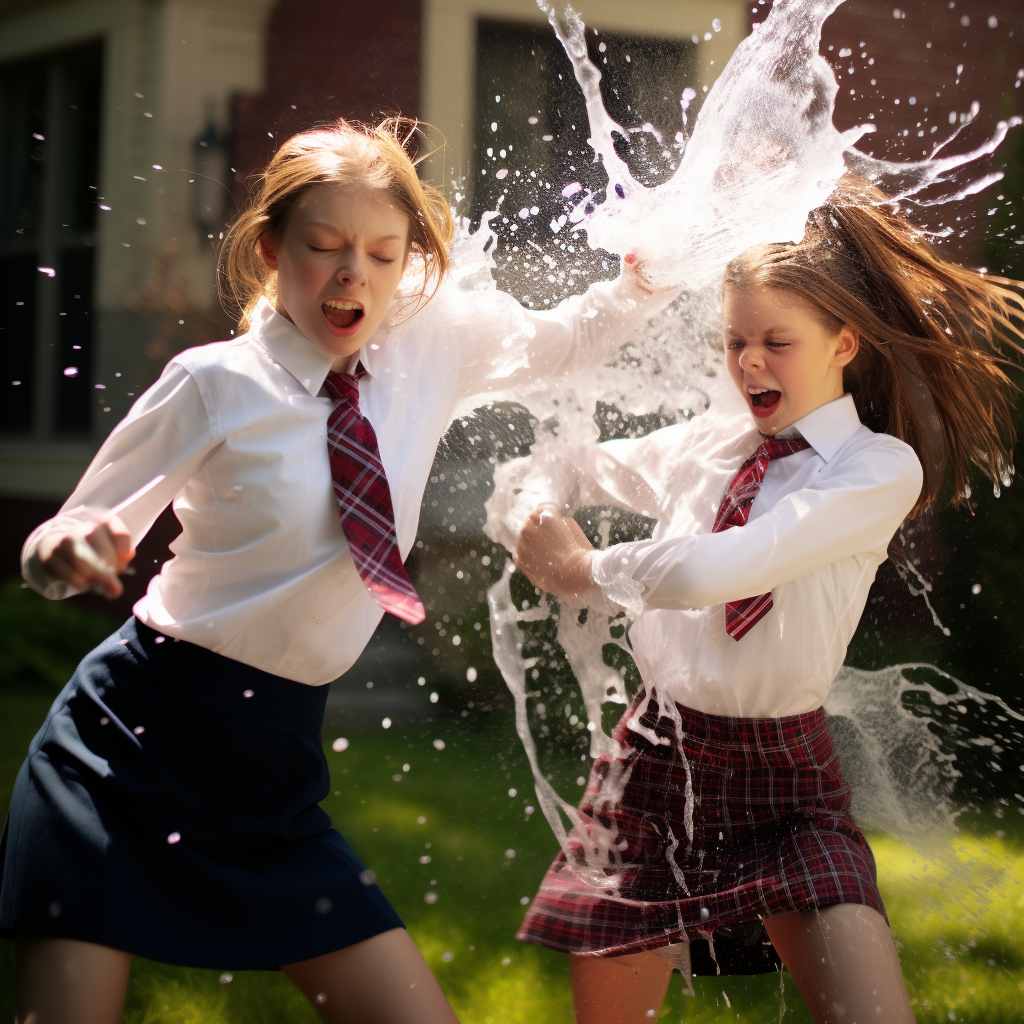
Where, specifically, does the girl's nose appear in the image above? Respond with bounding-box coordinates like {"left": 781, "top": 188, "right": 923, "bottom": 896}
{"left": 738, "top": 346, "right": 764, "bottom": 370}
{"left": 334, "top": 252, "right": 368, "bottom": 286}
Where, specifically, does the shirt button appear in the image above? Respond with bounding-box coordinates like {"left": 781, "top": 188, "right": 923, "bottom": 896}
{"left": 313, "top": 613, "right": 322, "bottom": 625}
{"left": 283, "top": 659, "right": 292, "bottom": 670}
{"left": 332, "top": 572, "right": 343, "bottom": 581}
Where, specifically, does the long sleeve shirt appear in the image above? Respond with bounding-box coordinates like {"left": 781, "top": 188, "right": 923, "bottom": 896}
{"left": 23, "top": 274, "right": 673, "bottom": 686}
{"left": 503, "top": 394, "right": 923, "bottom": 717}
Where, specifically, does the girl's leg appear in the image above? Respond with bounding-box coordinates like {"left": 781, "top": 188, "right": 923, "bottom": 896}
{"left": 281, "top": 927, "right": 460, "bottom": 1024}
{"left": 570, "top": 950, "right": 674, "bottom": 1024}
{"left": 764, "top": 904, "right": 915, "bottom": 1024}
{"left": 15, "top": 933, "right": 132, "bottom": 1024}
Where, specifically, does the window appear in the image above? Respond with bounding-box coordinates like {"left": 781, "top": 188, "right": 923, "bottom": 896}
{"left": 0, "top": 41, "right": 103, "bottom": 438}
{"left": 472, "top": 19, "right": 696, "bottom": 303}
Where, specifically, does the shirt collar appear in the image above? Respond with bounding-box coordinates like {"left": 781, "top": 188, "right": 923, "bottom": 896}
{"left": 784, "top": 393, "right": 862, "bottom": 462}
{"left": 249, "top": 297, "right": 379, "bottom": 396}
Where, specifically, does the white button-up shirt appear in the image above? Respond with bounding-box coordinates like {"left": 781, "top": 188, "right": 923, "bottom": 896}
{"left": 23, "top": 275, "right": 670, "bottom": 685}
{"left": 506, "top": 395, "right": 923, "bottom": 717}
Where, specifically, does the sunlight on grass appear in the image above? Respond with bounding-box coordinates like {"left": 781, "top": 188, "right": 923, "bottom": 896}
{"left": 874, "top": 834, "right": 1024, "bottom": 1024}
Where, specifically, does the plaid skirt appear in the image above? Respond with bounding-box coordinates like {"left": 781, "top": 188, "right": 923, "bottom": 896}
{"left": 518, "top": 694, "right": 885, "bottom": 972}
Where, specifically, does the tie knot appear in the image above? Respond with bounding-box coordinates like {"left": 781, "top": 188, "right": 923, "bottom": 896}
{"left": 325, "top": 369, "right": 361, "bottom": 404}
{"left": 757, "top": 436, "right": 810, "bottom": 462}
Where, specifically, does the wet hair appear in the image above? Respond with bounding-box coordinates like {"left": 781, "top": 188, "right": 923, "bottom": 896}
{"left": 218, "top": 116, "right": 454, "bottom": 331}
{"left": 724, "top": 175, "right": 1024, "bottom": 518}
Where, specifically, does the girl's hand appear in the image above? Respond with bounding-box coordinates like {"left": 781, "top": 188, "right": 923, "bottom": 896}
{"left": 623, "top": 252, "right": 655, "bottom": 295}
{"left": 514, "top": 505, "right": 596, "bottom": 603}
{"left": 36, "top": 512, "right": 136, "bottom": 599}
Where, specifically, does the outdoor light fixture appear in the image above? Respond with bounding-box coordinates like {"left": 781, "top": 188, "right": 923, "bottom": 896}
{"left": 191, "top": 117, "right": 230, "bottom": 238}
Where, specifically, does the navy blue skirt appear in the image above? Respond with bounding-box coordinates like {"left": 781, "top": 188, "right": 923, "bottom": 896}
{"left": 0, "top": 617, "right": 403, "bottom": 969}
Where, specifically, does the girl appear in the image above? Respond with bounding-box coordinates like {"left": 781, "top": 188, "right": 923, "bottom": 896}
{"left": 508, "top": 176, "right": 1024, "bottom": 1024}
{"left": 1, "top": 116, "right": 669, "bottom": 1023}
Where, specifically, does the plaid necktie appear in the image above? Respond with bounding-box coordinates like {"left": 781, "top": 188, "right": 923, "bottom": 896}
{"left": 324, "top": 368, "right": 425, "bottom": 625}
{"left": 713, "top": 436, "right": 810, "bottom": 641}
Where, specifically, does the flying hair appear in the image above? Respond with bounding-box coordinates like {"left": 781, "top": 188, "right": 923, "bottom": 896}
{"left": 724, "top": 176, "right": 1024, "bottom": 518}
{"left": 218, "top": 115, "right": 454, "bottom": 331}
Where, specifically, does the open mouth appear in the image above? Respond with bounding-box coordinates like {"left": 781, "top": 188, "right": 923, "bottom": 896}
{"left": 748, "top": 387, "right": 781, "bottom": 417}
{"left": 322, "top": 298, "right": 365, "bottom": 334}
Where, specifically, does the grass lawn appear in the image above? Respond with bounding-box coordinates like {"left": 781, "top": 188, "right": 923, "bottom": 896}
{"left": 1, "top": 687, "right": 1022, "bottom": 1023}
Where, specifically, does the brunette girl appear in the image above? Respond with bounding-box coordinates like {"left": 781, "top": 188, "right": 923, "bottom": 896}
{"left": 1, "top": 117, "right": 667, "bottom": 1023}
{"left": 509, "top": 176, "right": 1024, "bottom": 1024}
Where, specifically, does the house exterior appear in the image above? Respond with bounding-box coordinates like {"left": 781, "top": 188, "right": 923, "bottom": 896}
{"left": 1, "top": 0, "right": 1022, "bottom": 610}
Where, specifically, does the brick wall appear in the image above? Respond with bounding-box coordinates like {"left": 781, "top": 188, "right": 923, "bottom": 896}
{"left": 817, "top": 0, "right": 1024, "bottom": 261}
{"left": 230, "top": 0, "right": 422, "bottom": 206}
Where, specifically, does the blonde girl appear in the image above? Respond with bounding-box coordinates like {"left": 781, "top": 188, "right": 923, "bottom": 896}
{"left": 2, "top": 116, "right": 666, "bottom": 1024}
{"left": 510, "top": 176, "right": 1024, "bottom": 1024}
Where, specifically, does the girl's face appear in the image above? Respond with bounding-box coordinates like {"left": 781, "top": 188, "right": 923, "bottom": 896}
{"left": 260, "top": 183, "right": 411, "bottom": 369}
{"left": 723, "top": 285, "right": 859, "bottom": 435}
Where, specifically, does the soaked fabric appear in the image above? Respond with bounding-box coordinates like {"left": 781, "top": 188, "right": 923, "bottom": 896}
{"left": 0, "top": 617, "right": 402, "bottom": 969}
{"left": 518, "top": 695, "right": 884, "bottom": 967}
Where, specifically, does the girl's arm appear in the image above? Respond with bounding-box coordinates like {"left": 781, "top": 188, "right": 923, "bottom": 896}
{"left": 23, "top": 363, "right": 215, "bottom": 601}
{"left": 450, "top": 264, "right": 678, "bottom": 399}
{"left": 519, "top": 437, "right": 923, "bottom": 611}
{"left": 593, "top": 438, "right": 923, "bottom": 609}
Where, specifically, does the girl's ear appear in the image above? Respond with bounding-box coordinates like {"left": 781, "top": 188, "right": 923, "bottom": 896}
{"left": 258, "top": 234, "right": 278, "bottom": 271}
{"left": 833, "top": 324, "right": 860, "bottom": 369}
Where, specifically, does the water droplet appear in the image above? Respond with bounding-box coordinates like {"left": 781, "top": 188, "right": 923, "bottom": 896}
{"left": 699, "top": 907, "right": 710, "bottom": 921}
{"left": 441, "top": 951, "right": 454, "bottom": 962}
{"left": 424, "top": 891, "right": 439, "bottom": 904}
{"left": 99, "top": 717, "right": 109, "bottom": 726}
{"left": 167, "top": 831, "right": 181, "bottom": 844}
{"left": 520, "top": 896, "right": 530, "bottom": 905}
{"left": 242, "top": 689, "right": 254, "bottom": 699}
{"left": 971, "top": 584, "right": 982, "bottom": 595}
{"left": 332, "top": 737, "right": 350, "bottom": 752}
{"left": 420, "top": 855, "right": 432, "bottom": 864}
{"left": 63, "top": 366, "right": 78, "bottom": 377}
{"left": 133, "top": 726, "right": 145, "bottom": 736}
{"left": 314, "top": 992, "right": 327, "bottom": 1005}
{"left": 466, "top": 666, "right": 478, "bottom": 682}
{"left": 382, "top": 717, "right": 392, "bottom": 729}
{"left": 501, "top": 957, "right": 511, "bottom": 966}
{"left": 508, "top": 788, "right": 517, "bottom": 797}
{"left": 429, "top": 692, "right": 439, "bottom": 704}
{"left": 314, "top": 897, "right": 333, "bottom": 914}
{"left": 219, "top": 973, "right": 233, "bottom": 984}
{"left": 417, "top": 815, "right": 427, "bottom": 824}
{"left": 712, "top": 17, "right": 722, "bottom": 31}
{"left": 505, "top": 849, "right": 516, "bottom": 859}
{"left": 359, "top": 869, "right": 377, "bottom": 886}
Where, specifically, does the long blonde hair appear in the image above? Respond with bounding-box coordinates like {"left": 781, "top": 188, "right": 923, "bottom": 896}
{"left": 218, "top": 116, "right": 454, "bottom": 331}
{"left": 725, "top": 176, "right": 1024, "bottom": 518}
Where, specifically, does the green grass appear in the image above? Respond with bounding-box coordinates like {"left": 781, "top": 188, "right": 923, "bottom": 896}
{"left": 1, "top": 691, "right": 1022, "bottom": 1023}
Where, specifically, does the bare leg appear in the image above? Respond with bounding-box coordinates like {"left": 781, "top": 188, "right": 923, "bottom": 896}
{"left": 764, "top": 904, "right": 915, "bottom": 1024}
{"left": 15, "top": 933, "right": 131, "bottom": 1024}
{"left": 570, "top": 950, "right": 674, "bottom": 1024}
{"left": 281, "top": 928, "right": 459, "bottom": 1024}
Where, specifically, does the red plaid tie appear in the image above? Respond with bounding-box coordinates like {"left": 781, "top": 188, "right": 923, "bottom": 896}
{"left": 713, "top": 436, "right": 810, "bottom": 641}
{"left": 324, "top": 368, "right": 425, "bottom": 625}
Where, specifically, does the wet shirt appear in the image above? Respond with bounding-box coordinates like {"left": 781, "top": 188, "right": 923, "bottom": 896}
{"left": 512, "top": 395, "right": 923, "bottom": 717}
{"left": 23, "top": 276, "right": 671, "bottom": 686}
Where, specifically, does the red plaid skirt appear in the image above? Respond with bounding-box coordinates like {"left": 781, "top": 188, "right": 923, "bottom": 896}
{"left": 518, "top": 695, "right": 885, "bottom": 967}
